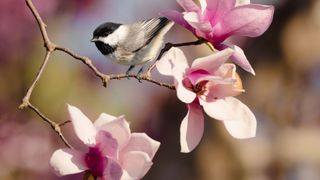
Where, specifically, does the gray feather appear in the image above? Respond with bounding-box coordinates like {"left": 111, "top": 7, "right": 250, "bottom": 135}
{"left": 121, "top": 17, "right": 172, "bottom": 53}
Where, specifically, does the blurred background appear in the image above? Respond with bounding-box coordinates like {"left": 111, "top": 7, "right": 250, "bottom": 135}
{"left": 0, "top": 0, "right": 320, "bottom": 179}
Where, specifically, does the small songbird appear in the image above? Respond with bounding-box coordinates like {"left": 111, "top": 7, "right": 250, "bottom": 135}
{"left": 91, "top": 17, "right": 174, "bottom": 77}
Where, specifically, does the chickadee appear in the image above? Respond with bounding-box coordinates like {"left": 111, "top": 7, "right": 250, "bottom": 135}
{"left": 91, "top": 17, "right": 174, "bottom": 77}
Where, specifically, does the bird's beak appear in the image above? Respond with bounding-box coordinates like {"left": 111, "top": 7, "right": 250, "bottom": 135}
{"left": 90, "top": 37, "right": 98, "bottom": 42}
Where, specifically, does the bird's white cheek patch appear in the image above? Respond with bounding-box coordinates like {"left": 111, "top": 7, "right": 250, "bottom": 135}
{"left": 100, "top": 34, "right": 118, "bottom": 46}
{"left": 99, "top": 26, "right": 128, "bottom": 47}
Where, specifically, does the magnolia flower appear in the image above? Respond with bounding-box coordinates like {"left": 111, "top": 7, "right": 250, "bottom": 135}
{"left": 156, "top": 47, "right": 256, "bottom": 153}
{"left": 50, "top": 105, "right": 160, "bottom": 180}
{"left": 162, "top": 0, "right": 274, "bottom": 74}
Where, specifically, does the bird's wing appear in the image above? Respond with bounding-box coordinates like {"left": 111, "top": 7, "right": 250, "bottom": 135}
{"left": 121, "top": 17, "right": 172, "bottom": 52}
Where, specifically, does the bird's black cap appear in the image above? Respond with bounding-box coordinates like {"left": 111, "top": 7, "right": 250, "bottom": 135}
{"left": 93, "top": 22, "right": 122, "bottom": 38}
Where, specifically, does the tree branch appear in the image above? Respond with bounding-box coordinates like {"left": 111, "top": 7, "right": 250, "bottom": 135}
{"left": 21, "top": 0, "right": 206, "bottom": 148}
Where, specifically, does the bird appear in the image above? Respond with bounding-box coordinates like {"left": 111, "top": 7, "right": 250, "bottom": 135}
{"left": 91, "top": 17, "right": 174, "bottom": 78}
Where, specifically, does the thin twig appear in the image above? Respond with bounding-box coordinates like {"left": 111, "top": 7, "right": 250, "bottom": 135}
{"left": 58, "top": 120, "right": 71, "bottom": 127}
{"left": 19, "top": 51, "right": 51, "bottom": 109}
{"left": 21, "top": 0, "right": 205, "bottom": 148}
{"left": 20, "top": 0, "right": 70, "bottom": 148}
{"left": 28, "top": 103, "right": 72, "bottom": 148}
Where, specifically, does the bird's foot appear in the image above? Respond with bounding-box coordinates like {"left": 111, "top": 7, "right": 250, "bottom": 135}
{"left": 125, "top": 65, "right": 135, "bottom": 79}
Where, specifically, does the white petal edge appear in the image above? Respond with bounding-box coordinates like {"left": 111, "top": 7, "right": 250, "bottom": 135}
{"left": 180, "top": 103, "right": 204, "bottom": 153}
{"left": 121, "top": 151, "right": 153, "bottom": 179}
{"left": 191, "top": 48, "right": 234, "bottom": 74}
{"left": 201, "top": 98, "right": 236, "bottom": 121}
{"left": 175, "top": 78, "right": 197, "bottom": 104}
{"left": 94, "top": 113, "right": 118, "bottom": 129}
{"left": 183, "top": 12, "right": 212, "bottom": 32}
{"left": 50, "top": 148, "right": 87, "bottom": 176}
{"left": 222, "top": 97, "right": 257, "bottom": 138}
{"left": 229, "top": 44, "right": 255, "bottom": 75}
{"left": 235, "top": 0, "right": 250, "bottom": 6}
{"left": 98, "top": 115, "right": 131, "bottom": 150}
{"left": 67, "top": 104, "right": 97, "bottom": 145}
{"left": 156, "top": 47, "right": 189, "bottom": 76}
{"left": 121, "top": 133, "right": 160, "bottom": 159}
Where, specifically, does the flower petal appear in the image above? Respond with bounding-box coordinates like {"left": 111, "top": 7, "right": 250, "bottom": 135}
{"left": 157, "top": 47, "right": 196, "bottom": 103}
{"left": 102, "top": 158, "right": 123, "bottom": 180}
{"left": 212, "top": 4, "right": 274, "bottom": 41}
{"left": 50, "top": 148, "right": 87, "bottom": 176}
{"left": 201, "top": 98, "right": 236, "bottom": 121}
{"left": 67, "top": 105, "right": 96, "bottom": 145}
{"left": 121, "top": 133, "right": 160, "bottom": 159}
{"left": 203, "top": 64, "right": 244, "bottom": 99}
{"left": 220, "top": 44, "right": 255, "bottom": 75}
{"left": 222, "top": 97, "right": 256, "bottom": 138}
{"left": 161, "top": 10, "right": 196, "bottom": 34}
{"left": 121, "top": 151, "right": 153, "bottom": 179}
{"left": 183, "top": 12, "right": 212, "bottom": 33}
{"left": 94, "top": 113, "right": 117, "bottom": 129}
{"left": 205, "top": 0, "right": 236, "bottom": 26}
{"left": 177, "top": 0, "right": 200, "bottom": 12}
{"left": 98, "top": 116, "right": 131, "bottom": 150}
{"left": 180, "top": 103, "right": 204, "bottom": 153}
{"left": 156, "top": 47, "right": 189, "bottom": 76}
{"left": 191, "top": 48, "right": 234, "bottom": 74}
{"left": 175, "top": 78, "right": 197, "bottom": 104}
{"left": 96, "top": 131, "right": 118, "bottom": 159}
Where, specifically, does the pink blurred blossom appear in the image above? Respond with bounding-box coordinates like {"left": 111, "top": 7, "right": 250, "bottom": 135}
{"left": 50, "top": 105, "right": 160, "bottom": 180}
{"left": 0, "top": 120, "right": 53, "bottom": 175}
{"left": 162, "top": 0, "right": 274, "bottom": 74}
{"left": 156, "top": 47, "right": 256, "bottom": 153}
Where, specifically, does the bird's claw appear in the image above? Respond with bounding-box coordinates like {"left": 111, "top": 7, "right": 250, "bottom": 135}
{"left": 136, "top": 72, "right": 143, "bottom": 83}
{"left": 125, "top": 72, "right": 130, "bottom": 80}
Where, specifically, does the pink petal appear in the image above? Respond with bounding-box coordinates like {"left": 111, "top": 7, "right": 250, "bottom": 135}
{"left": 202, "top": 64, "right": 244, "bottom": 99}
{"left": 96, "top": 131, "right": 118, "bottom": 159}
{"left": 212, "top": 4, "right": 274, "bottom": 40}
{"left": 205, "top": 83, "right": 244, "bottom": 100}
{"left": 183, "top": 12, "right": 212, "bottom": 33}
{"left": 220, "top": 44, "right": 255, "bottom": 75}
{"left": 121, "top": 133, "right": 160, "bottom": 159}
{"left": 205, "top": 0, "right": 236, "bottom": 26}
{"left": 180, "top": 103, "right": 204, "bottom": 153}
{"left": 175, "top": 78, "right": 197, "bottom": 104}
{"left": 157, "top": 48, "right": 196, "bottom": 103}
{"left": 222, "top": 97, "right": 256, "bottom": 138}
{"left": 156, "top": 47, "right": 189, "bottom": 76}
{"left": 187, "top": 69, "right": 211, "bottom": 85}
{"left": 101, "top": 158, "right": 123, "bottom": 180}
{"left": 177, "top": 0, "right": 200, "bottom": 12}
{"left": 121, "top": 151, "right": 153, "bottom": 179}
{"left": 201, "top": 98, "right": 236, "bottom": 121}
{"left": 98, "top": 116, "right": 131, "bottom": 150}
{"left": 94, "top": 113, "right": 118, "bottom": 129}
{"left": 191, "top": 48, "right": 234, "bottom": 74}
{"left": 161, "top": 10, "right": 196, "bottom": 34}
{"left": 50, "top": 148, "right": 87, "bottom": 176}
{"left": 67, "top": 105, "right": 96, "bottom": 146}
{"left": 196, "top": 76, "right": 235, "bottom": 88}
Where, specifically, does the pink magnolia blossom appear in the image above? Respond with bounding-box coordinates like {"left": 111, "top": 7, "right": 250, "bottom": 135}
{"left": 162, "top": 0, "right": 274, "bottom": 74}
{"left": 156, "top": 47, "right": 256, "bottom": 153}
{"left": 50, "top": 105, "right": 160, "bottom": 180}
